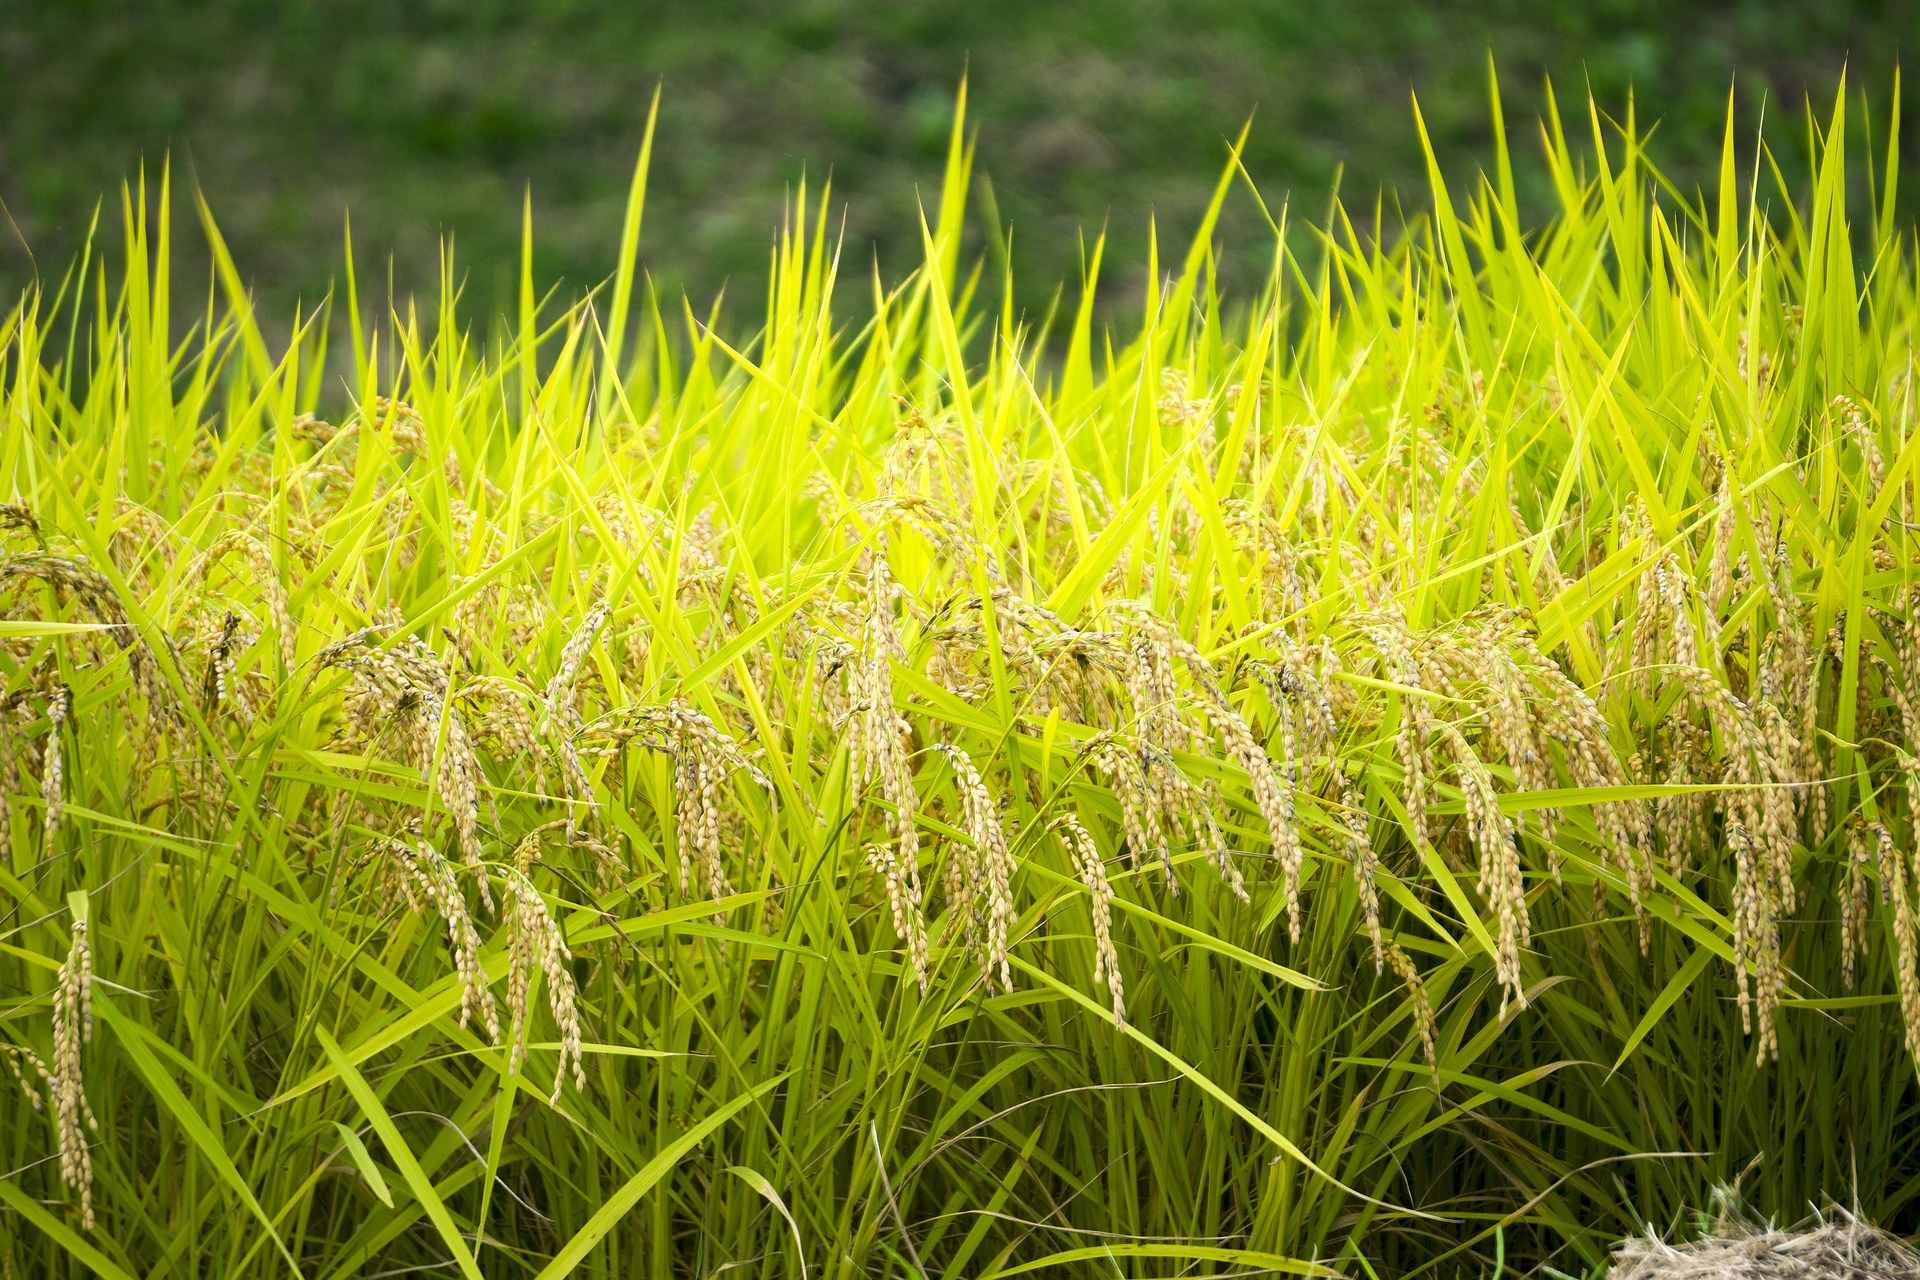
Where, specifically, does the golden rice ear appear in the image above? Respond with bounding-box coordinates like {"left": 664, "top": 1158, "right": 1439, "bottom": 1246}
{"left": 1839, "top": 823, "right": 1869, "bottom": 990}
{"left": 0, "top": 1041, "right": 52, "bottom": 1114}
{"left": 52, "top": 901, "right": 94, "bottom": 1229}
{"left": 865, "top": 838, "right": 930, "bottom": 996}
{"left": 42, "top": 683, "right": 69, "bottom": 853}
{"left": 1876, "top": 813, "right": 1920, "bottom": 1072}
{"left": 1054, "top": 812, "right": 1123, "bottom": 1026}
{"left": 1384, "top": 940, "right": 1438, "bottom": 1084}
{"left": 1338, "top": 779, "right": 1385, "bottom": 971}
{"left": 385, "top": 837, "right": 499, "bottom": 1046}
{"left": 935, "top": 744, "right": 1014, "bottom": 992}
{"left": 1431, "top": 719, "right": 1527, "bottom": 1016}
{"left": 538, "top": 603, "right": 612, "bottom": 832}
{"left": 845, "top": 555, "right": 928, "bottom": 991}
{"left": 503, "top": 868, "right": 584, "bottom": 1104}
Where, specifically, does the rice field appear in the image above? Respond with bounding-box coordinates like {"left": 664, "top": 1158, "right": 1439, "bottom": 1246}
{"left": 1, "top": 77, "right": 1918, "bottom": 1277}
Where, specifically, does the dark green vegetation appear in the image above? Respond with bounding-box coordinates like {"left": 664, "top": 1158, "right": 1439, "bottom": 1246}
{"left": 0, "top": 0, "right": 1913, "bottom": 321}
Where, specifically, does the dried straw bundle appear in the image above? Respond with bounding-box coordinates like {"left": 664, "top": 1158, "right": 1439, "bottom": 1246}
{"left": 1610, "top": 1210, "right": 1920, "bottom": 1280}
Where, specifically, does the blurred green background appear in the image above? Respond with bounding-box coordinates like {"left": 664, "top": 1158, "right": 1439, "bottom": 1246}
{"left": 0, "top": 0, "right": 1911, "bottom": 326}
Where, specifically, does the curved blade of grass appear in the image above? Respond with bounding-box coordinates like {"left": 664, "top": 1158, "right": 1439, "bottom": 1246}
{"left": 1609, "top": 946, "right": 1715, "bottom": 1075}
{"left": 317, "top": 1027, "right": 484, "bottom": 1280}
{"left": 0, "top": 620, "right": 119, "bottom": 637}
{"left": 96, "top": 999, "right": 303, "bottom": 1276}
{"left": 332, "top": 1122, "right": 396, "bottom": 1208}
{"left": 531, "top": 1073, "right": 787, "bottom": 1280}
{"left": 982, "top": 1243, "right": 1342, "bottom": 1279}
{"left": 0, "top": 1181, "right": 138, "bottom": 1280}
{"left": 726, "top": 1165, "right": 807, "bottom": 1280}
{"left": 1009, "top": 955, "right": 1427, "bottom": 1217}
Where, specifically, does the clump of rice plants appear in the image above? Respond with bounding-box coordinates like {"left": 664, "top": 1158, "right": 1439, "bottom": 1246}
{"left": 0, "top": 74, "right": 1917, "bottom": 1277}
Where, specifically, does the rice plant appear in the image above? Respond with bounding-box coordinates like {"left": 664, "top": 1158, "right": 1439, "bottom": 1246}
{"left": 0, "top": 72, "right": 1917, "bottom": 1277}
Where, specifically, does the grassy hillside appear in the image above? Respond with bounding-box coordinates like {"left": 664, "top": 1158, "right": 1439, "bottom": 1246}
{"left": 0, "top": 1, "right": 1913, "bottom": 322}
{"left": 0, "top": 78, "right": 1918, "bottom": 1277}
